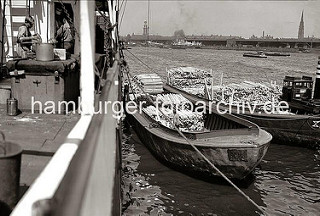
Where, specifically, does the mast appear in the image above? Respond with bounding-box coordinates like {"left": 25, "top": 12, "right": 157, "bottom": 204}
{"left": 147, "top": 0, "right": 150, "bottom": 41}
{"left": 1, "top": 0, "right": 6, "bottom": 74}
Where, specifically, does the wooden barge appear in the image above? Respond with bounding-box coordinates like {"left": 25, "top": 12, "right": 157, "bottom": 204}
{"left": 164, "top": 83, "right": 320, "bottom": 149}
{"left": 126, "top": 80, "right": 272, "bottom": 180}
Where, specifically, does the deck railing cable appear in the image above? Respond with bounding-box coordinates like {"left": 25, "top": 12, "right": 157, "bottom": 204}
{"left": 122, "top": 51, "right": 267, "bottom": 215}
{"left": 0, "top": 0, "right": 6, "bottom": 70}
{"left": 125, "top": 48, "right": 156, "bottom": 73}
{"left": 119, "top": 0, "right": 127, "bottom": 29}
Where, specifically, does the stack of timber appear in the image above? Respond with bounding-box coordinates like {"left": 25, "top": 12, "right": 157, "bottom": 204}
{"left": 167, "top": 67, "right": 212, "bottom": 97}
{"left": 142, "top": 93, "right": 204, "bottom": 132}
{"left": 156, "top": 93, "right": 191, "bottom": 109}
{"left": 207, "top": 81, "right": 283, "bottom": 112}
{"left": 133, "top": 73, "right": 164, "bottom": 94}
{"left": 165, "top": 80, "right": 320, "bottom": 149}
{"left": 143, "top": 105, "right": 204, "bottom": 132}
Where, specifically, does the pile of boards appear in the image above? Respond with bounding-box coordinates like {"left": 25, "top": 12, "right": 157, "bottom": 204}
{"left": 155, "top": 93, "right": 191, "bottom": 110}
{"left": 166, "top": 67, "right": 283, "bottom": 109}
{"left": 142, "top": 93, "right": 204, "bottom": 132}
{"left": 167, "top": 67, "right": 212, "bottom": 98}
{"left": 167, "top": 67, "right": 212, "bottom": 79}
{"left": 132, "top": 74, "right": 163, "bottom": 94}
{"left": 209, "top": 81, "right": 282, "bottom": 109}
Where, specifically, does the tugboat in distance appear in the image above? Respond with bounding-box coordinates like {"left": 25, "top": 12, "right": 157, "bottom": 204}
{"left": 243, "top": 51, "right": 267, "bottom": 58}
{"left": 265, "top": 52, "right": 290, "bottom": 57}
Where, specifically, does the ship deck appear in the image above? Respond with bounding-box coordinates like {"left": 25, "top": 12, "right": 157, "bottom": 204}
{"left": 0, "top": 104, "right": 80, "bottom": 198}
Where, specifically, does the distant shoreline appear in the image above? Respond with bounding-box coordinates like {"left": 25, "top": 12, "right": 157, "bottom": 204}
{"left": 127, "top": 44, "right": 320, "bottom": 54}
{"left": 203, "top": 46, "right": 320, "bottom": 54}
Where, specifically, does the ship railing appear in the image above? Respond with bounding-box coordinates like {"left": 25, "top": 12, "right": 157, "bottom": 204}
{"left": 11, "top": 56, "right": 121, "bottom": 216}
{"left": 48, "top": 53, "right": 121, "bottom": 216}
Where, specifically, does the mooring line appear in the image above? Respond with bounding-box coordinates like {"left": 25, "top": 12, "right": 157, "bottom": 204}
{"left": 125, "top": 49, "right": 156, "bottom": 73}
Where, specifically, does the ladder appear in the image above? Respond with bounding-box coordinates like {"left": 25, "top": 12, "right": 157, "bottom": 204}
{"left": 1, "top": 0, "right": 42, "bottom": 61}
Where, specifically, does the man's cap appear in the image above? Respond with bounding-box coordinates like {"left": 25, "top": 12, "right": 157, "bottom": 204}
{"left": 25, "top": 15, "right": 34, "bottom": 24}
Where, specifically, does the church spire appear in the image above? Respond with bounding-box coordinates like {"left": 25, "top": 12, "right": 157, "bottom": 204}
{"left": 298, "top": 10, "right": 304, "bottom": 39}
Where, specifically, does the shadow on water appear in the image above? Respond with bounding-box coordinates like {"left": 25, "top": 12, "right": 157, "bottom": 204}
{"left": 142, "top": 146, "right": 257, "bottom": 189}
{"left": 122, "top": 125, "right": 172, "bottom": 215}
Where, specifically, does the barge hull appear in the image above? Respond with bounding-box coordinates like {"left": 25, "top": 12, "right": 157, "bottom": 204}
{"left": 127, "top": 114, "right": 270, "bottom": 180}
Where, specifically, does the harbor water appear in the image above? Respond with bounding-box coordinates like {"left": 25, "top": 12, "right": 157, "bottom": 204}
{"left": 121, "top": 47, "right": 320, "bottom": 215}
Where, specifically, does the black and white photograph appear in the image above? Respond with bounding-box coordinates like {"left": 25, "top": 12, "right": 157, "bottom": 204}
{"left": 0, "top": 0, "right": 320, "bottom": 215}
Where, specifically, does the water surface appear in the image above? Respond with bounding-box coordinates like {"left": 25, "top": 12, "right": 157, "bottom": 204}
{"left": 122, "top": 48, "right": 320, "bottom": 215}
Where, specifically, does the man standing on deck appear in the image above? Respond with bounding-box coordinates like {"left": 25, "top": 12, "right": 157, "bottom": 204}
{"left": 17, "top": 16, "right": 40, "bottom": 57}
{"left": 55, "top": 17, "right": 74, "bottom": 54}
{"left": 54, "top": 7, "right": 74, "bottom": 54}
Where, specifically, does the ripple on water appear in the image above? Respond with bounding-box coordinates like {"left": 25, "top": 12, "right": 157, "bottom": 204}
{"left": 121, "top": 132, "right": 174, "bottom": 216}
{"left": 254, "top": 145, "right": 320, "bottom": 215}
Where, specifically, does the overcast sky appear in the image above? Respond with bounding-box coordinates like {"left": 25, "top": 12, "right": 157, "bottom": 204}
{"left": 119, "top": 0, "right": 320, "bottom": 38}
